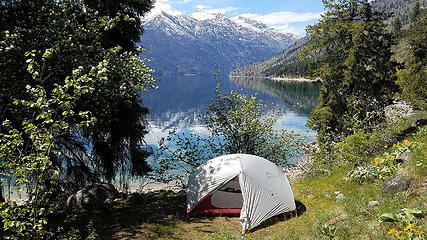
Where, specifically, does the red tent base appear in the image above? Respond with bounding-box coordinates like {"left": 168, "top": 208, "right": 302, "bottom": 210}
{"left": 188, "top": 195, "right": 298, "bottom": 217}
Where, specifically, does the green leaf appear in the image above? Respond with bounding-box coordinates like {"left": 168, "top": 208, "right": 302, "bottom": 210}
{"left": 379, "top": 213, "right": 397, "bottom": 223}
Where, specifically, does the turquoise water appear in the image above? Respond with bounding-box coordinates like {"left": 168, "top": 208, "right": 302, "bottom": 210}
{"left": 143, "top": 74, "right": 320, "bottom": 147}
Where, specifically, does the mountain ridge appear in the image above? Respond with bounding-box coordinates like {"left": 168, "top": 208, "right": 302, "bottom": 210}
{"left": 140, "top": 11, "right": 298, "bottom": 74}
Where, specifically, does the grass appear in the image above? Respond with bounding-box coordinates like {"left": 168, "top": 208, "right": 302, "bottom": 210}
{"left": 63, "top": 124, "right": 426, "bottom": 240}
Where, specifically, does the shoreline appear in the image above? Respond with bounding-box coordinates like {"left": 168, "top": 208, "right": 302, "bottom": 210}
{"left": 229, "top": 75, "right": 321, "bottom": 82}
{"left": 131, "top": 155, "right": 315, "bottom": 194}
{"left": 270, "top": 77, "right": 320, "bottom": 82}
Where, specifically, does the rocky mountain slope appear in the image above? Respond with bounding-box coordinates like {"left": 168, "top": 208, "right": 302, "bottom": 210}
{"left": 139, "top": 11, "right": 298, "bottom": 74}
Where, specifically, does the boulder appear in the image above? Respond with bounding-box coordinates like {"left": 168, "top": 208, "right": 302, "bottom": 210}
{"left": 396, "top": 151, "right": 410, "bottom": 163}
{"left": 381, "top": 175, "right": 411, "bottom": 194}
{"left": 67, "top": 183, "right": 119, "bottom": 212}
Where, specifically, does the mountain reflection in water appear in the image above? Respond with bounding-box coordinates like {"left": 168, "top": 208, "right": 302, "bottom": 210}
{"left": 143, "top": 74, "right": 320, "bottom": 145}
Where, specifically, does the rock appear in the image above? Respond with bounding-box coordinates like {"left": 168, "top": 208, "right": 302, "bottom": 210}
{"left": 396, "top": 151, "right": 410, "bottom": 163}
{"left": 67, "top": 183, "right": 119, "bottom": 212}
{"left": 104, "top": 198, "right": 114, "bottom": 206}
{"left": 126, "top": 192, "right": 142, "bottom": 203}
{"left": 368, "top": 201, "right": 379, "bottom": 207}
{"left": 382, "top": 175, "right": 411, "bottom": 194}
{"left": 335, "top": 194, "right": 345, "bottom": 200}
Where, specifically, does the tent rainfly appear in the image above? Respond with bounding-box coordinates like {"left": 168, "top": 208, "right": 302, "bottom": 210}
{"left": 186, "top": 154, "right": 296, "bottom": 234}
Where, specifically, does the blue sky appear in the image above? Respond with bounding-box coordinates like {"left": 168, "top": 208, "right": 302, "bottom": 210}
{"left": 147, "top": 0, "right": 325, "bottom": 36}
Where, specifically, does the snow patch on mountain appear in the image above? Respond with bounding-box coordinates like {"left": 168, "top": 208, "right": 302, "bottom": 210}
{"left": 189, "top": 10, "right": 217, "bottom": 21}
{"left": 141, "top": 10, "right": 299, "bottom": 74}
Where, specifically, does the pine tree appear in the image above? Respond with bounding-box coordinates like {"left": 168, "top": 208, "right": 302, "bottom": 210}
{"left": 393, "top": 16, "right": 402, "bottom": 37}
{"left": 302, "top": 0, "right": 397, "bottom": 149}
{"left": 396, "top": 6, "right": 426, "bottom": 109}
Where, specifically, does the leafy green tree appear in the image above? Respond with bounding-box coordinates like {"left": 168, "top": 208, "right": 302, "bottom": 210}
{"left": 396, "top": 6, "right": 426, "bottom": 109}
{"left": 302, "top": 0, "right": 397, "bottom": 150}
{"left": 0, "top": 0, "right": 155, "bottom": 192}
{"left": 0, "top": 49, "right": 102, "bottom": 239}
{"left": 152, "top": 80, "right": 306, "bottom": 184}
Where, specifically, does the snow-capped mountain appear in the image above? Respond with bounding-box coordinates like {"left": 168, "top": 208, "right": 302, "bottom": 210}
{"left": 140, "top": 10, "right": 298, "bottom": 74}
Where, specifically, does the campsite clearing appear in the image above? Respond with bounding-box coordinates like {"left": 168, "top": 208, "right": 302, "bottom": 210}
{"left": 63, "top": 127, "right": 426, "bottom": 239}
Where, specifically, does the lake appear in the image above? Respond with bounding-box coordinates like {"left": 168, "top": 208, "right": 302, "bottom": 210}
{"left": 143, "top": 74, "right": 320, "bottom": 156}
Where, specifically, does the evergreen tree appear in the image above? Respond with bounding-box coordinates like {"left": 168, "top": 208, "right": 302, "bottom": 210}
{"left": 393, "top": 16, "right": 402, "bottom": 37}
{"left": 302, "top": 0, "right": 397, "bottom": 149}
{"left": 396, "top": 6, "right": 426, "bottom": 109}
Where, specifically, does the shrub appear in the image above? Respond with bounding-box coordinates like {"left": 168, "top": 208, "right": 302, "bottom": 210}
{"left": 336, "top": 131, "right": 380, "bottom": 165}
{"left": 380, "top": 208, "right": 426, "bottom": 240}
{"left": 150, "top": 80, "right": 306, "bottom": 184}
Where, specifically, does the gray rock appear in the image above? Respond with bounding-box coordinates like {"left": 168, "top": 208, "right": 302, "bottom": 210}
{"left": 67, "top": 183, "right": 119, "bottom": 212}
{"left": 368, "top": 201, "right": 379, "bottom": 207}
{"left": 382, "top": 175, "right": 411, "bottom": 194}
{"left": 335, "top": 194, "right": 345, "bottom": 200}
{"left": 396, "top": 151, "right": 410, "bottom": 163}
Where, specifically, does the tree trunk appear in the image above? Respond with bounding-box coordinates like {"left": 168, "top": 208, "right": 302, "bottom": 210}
{"left": 0, "top": 187, "right": 4, "bottom": 235}
{"left": 0, "top": 187, "right": 4, "bottom": 203}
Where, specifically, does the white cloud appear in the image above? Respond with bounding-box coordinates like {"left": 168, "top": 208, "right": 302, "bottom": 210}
{"left": 177, "top": 0, "right": 193, "bottom": 3}
{"left": 236, "top": 11, "right": 322, "bottom": 35}
{"left": 146, "top": 0, "right": 182, "bottom": 19}
{"left": 196, "top": 4, "right": 209, "bottom": 9}
{"left": 273, "top": 24, "right": 298, "bottom": 34}
{"left": 238, "top": 11, "right": 321, "bottom": 25}
{"left": 201, "top": 6, "right": 239, "bottom": 15}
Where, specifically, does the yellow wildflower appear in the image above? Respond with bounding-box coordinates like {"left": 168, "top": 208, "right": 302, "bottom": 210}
{"left": 404, "top": 223, "right": 415, "bottom": 231}
{"left": 413, "top": 229, "right": 422, "bottom": 235}
{"left": 388, "top": 228, "right": 398, "bottom": 235}
{"left": 385, "top": 145, "right": 388, "bottom": 149}
{"left": 374, "top": 157, "right": 381, "bottom": 166}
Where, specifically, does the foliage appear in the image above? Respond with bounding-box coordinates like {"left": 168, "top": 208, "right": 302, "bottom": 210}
{"left": 0, "top": 0, "right": 156, "bottom": 192}
{"left": 0, "top": 49, "right": 104, "bottom": 238}
{"left": 344, "top": 138, "right": 414, "bottom": 183}
{"left": 318, "top": 223, "right": 337, "bottom": 239}
{"left": 151, "top": 80, "right": 306, "bottom": 184}
{"left": 396, "top": 6, "right": 427, "bottom": 109}
{"left": 335, "top": 131, "right": 380, "bottom": 165}
{"left": 380, "top": 208, "right": 424, "bottom": 226}
{"left": 412, "top": 124, "right": 427, "bottom": 169}
{"left": 380, "top": 208, "right": 426, "bottom": 240}
{"left": 302, "top": 0, "right": 398, "bottom": 150}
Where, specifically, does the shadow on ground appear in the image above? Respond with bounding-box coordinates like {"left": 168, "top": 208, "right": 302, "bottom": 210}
{"left": 62, "top": 190, "right": 187, "bottom": 240}
{"left": 62, "top": 193, "right": 307, "bottom": 239}
{"left": 249, "top": 200, "right": 306, "bottom": 232}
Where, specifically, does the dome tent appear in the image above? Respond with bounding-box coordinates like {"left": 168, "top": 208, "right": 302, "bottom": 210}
{"left": 186, "top": 154, "right": 296, "bottom": 234}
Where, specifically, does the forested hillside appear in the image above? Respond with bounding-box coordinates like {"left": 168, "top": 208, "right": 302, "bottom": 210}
{"left": 372, "top": 0, "right": 426, "bottom": 26}
{"left": 230, "top": 0, "right": 426, "bottom": 79}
